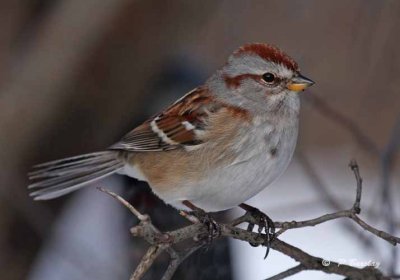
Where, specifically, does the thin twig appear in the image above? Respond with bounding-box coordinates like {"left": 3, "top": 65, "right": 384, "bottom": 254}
{"left": 264, "top": 264, "right": 304, "bottom": 280}
{"left": 130, "top": 245, "right": 165, "bottom": 280}
{"left": 349, "top": 160, "right": 362, "bottom": 213}
{"left": 379, "top": 114, "right": 400, "bottom": 274}
{"left": 97, "top": 187, "right": 148, "bottom": 221}
{"left": 297, "top": 152, "right": 375, "bottom": 247}
{"left": 350, "top": 214, "right": 400, "bottom": 246}
{"left": 161, "top": 245, "right": 203, "bottom": 280}
{"left": 273, "top": 210, "right": 400, "bottom": 245}
{"left": 274, "top": 210, "right": 351, "bottom": 237}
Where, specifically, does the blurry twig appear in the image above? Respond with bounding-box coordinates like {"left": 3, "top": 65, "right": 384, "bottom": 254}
{"left": 380, "top": 114, "right": 400, "bottom": 274}
{"left": 264, "top": 264, "right": 304, "bottom": 280}
{"left": 99, "top": 161, "right": 398, "bottom": 280}
{"left": 305, "top": 94, "right": 379, "bottom": 156}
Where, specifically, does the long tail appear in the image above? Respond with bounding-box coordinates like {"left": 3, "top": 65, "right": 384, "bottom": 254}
{"left": 28, "top": 151, "right": 124, "bottom": 200}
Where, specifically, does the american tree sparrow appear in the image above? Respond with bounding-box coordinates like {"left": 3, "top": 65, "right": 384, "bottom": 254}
{"left": 29, "top": 43, "right": 314, "bottom": 218}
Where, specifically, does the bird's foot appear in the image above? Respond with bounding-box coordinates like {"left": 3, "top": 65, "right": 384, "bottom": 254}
{"left": 241, "top": 205, "right": 275, "bottom": 259}
{"left": 181, "top": 200, "right": 221, "bottom": 244}
{"left": 192, "top": 209, "right": 221, "bottom": 244}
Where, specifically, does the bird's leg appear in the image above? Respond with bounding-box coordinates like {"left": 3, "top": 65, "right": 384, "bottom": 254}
{"left": 182, "top": 200, "right": 220, "bottom": 243}
{"left": 239, "top": 203, "right": 275, "bottom": 259}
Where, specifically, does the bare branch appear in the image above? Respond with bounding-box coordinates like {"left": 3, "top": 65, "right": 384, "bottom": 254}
{"left": 98, "top": 161, "right": 399, "bottom": 280}
{"left": 264, "top": 264, "right": 304, "bottom": 280}
{"left": 161, "top": 245, "right": 203, "bottom": 280}
{"left": 97, "top": 187, "right": 148, "bottom": 221}
{"left": 274, "top": 210, "right": 399, "bottom": 245}
{"left": 350, "top": 214, "right": 400, "bottom": 245}
{"left": 131, "top": 245, "right": 165, "bottom": 280}
{"left": 274, "top": 210, "right": 351, "bottom": 237}
{"left": 274, "top": 161, "right": 399, "bottom": 245}
{"left": 349, "top": 160, "right": 362, "bottom": 213}
{"left": 297, "top": 152, "right": 375, "bottom": 248}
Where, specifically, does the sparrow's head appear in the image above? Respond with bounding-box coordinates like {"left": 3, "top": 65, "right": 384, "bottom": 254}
{"left": 208, "top": 43, "right": 314, "bottom": 114}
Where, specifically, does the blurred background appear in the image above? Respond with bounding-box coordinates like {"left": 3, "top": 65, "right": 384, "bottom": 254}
{"left": 0, "top": 0, "right": 399, "bottom": 279}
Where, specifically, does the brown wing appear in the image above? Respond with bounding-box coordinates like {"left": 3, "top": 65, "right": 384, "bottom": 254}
{"left": 109, "top": 87, "right": 220, "bottom": 152}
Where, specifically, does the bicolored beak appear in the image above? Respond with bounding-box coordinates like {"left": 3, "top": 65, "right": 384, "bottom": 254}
{"left": 286, "top": 74, "right": 314, "bottom": 92}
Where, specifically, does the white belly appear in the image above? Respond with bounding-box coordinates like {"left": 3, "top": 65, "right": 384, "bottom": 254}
{"left": 167, "top": 119, "right": 299, "bottom": 212}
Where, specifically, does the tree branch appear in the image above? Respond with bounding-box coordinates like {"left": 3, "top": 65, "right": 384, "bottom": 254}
{"left": 273, "top": 161, "right": 399, "bottom": 245}
{"left": 99, "top": 161, "right": 399, "bottom": 280}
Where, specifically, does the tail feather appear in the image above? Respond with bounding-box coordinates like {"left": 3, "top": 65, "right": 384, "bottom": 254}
{"left": 28, "top": 151, "right": 124, "bottom": 200}
{"left": 28, "top": 160, "right": 121, "bottom": 188}
{"left": 28, "top": 155, "right": 113, "bottom": 178}
{"left": 30, "top": 163, "right": 122, "bottom": 200}
{"left": 31, "top": 151, "right": 109, "bottom": 168}
{"left": 28, "top": 159, "right": 120, "bottom": 183}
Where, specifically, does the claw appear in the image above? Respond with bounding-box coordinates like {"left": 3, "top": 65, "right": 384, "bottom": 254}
{"left": 181, "top": 200, "right": 221, "bottom": 243}
{"left": 243, "top": 206, "right": 275, "bottom": 259}
{"left": 192, "top": 210, "right": 221, "bottom": 244}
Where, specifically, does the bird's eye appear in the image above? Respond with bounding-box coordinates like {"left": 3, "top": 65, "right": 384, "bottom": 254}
{"left": 262, "top": 72, "right": 275, "bottom": 83}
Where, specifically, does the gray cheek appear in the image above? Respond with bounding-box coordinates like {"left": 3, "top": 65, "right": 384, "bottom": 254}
{"left": 239, "top": 83, "right": 265, "bottom": 100}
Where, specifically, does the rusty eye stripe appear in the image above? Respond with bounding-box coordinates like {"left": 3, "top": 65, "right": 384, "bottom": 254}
{"left": 224, "top": 73, "right": 286, "bottom": 89}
